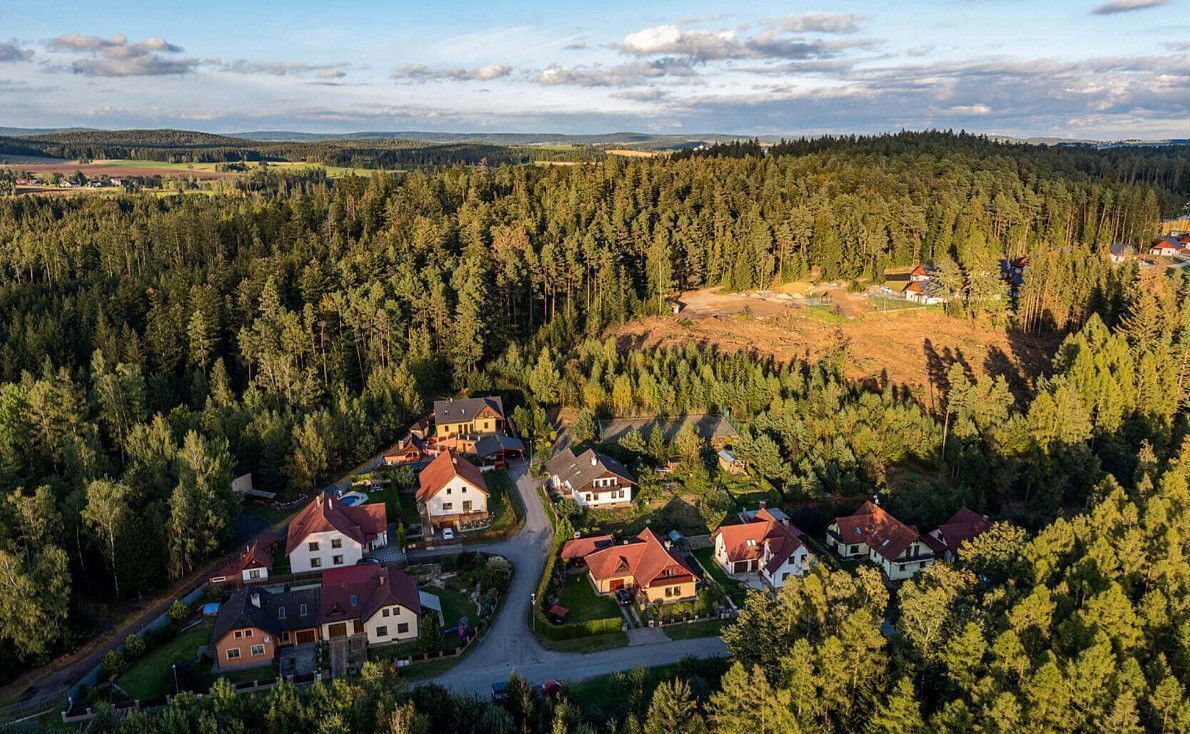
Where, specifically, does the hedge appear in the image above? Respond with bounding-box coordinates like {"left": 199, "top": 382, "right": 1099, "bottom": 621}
{"left": 535, "top": 615, "right": 623, "bottom": 641}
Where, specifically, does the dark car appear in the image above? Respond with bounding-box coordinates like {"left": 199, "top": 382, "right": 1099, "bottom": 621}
{"left": 614, "top": 589, "right": 633, "bottom": 606}
{"left": 491, "top": 681, "right": 509, "bottom": 703}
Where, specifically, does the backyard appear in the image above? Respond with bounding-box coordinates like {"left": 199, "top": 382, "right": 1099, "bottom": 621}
{"left": 422, "top": 584, "right": 477, "bottom": 628}
{"left": 692, "top": 547, "right": 747, "bottom": 605}
{"left": 556, "top": 573, "right": 621, "bottom": 623}
{"left": 115, "top": 619, "right": 214, "bottom": 701}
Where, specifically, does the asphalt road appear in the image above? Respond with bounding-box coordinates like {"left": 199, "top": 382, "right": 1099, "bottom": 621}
{"left": 413, "top": 462, "right": 729, "bottom": 697}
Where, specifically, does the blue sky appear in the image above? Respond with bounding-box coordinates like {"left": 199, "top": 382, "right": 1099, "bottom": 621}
{"left": 0, "top": 0, "right": 1187, "bottom": 138}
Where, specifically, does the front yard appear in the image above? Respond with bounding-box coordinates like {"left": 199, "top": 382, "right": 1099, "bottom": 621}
{"left": 556, "top": 573, "right": 621, "bottom": 623}
{"left": 116, "top": 619, "right": 214, "bottom": 701}
{"left": 692, "top": 547, "right": 747, "bottom": 605}
{"left": 422, "top": 584, "right": 477, "bottom": 628}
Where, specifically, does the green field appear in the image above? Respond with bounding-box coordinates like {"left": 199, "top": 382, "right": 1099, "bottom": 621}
{"left": 556, "top": 573, "right": 621, "bottom": 623}
{"left": 116, "top": 619, "right": 214, "bottom": 701}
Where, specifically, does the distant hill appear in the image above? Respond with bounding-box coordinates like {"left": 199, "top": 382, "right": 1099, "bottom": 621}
{"left": 231, "top": 130, "right": 748, "bottom": 148}
{"left": 24, "top": 129, "right": 252, "bottom": 148}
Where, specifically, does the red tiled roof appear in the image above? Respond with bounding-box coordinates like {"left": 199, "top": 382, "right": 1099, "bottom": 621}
{"left": 930, "top": 507, "right": 992, "bottom": 556}
{"left": 582, "top": 529, "right": 699, "bottom": 589}
{"left": 833, "top": 501, "right": 925, "bottom": 562}
{"left": 285, "top": 496, "right": 388, "bottom": 555}
{"left": 320, "top": 564, "right": 420, "bottom": 624}
{"left": 416, "top": 449, "right": 489, "bottom": 502}
{"left": 215, "top": 531, "right": 279, "bottom": 578}
{"left": 560, "top": 534, "right": 614, "bottom": 559}
{"left": 903, "top": 280, "right": 924, "bottom": 294}
{"left": 711, "top": 509, "right": 809, "bottom": 574}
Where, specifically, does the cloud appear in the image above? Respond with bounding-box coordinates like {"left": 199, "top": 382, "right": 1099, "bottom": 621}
{"left": 768, "top": 13, "right": 863, "bottom": 34}
{"left": 212, "top": 59, "right": 350, "bottom": 77}
{"left": 533, "top": 58, "right": 697, "bottom": 87}
{"left": 391, "top": 63, "right": 512, "bottom": 82}
{"left": 612, "top": 87, "right": 672, "bottom": 102}
{"left": 48, "top": 33, "right": 197, "bottom": 76}
{"left": 619, "top": 24, "right": 872, "bottom": 61}
{"left": 1091, "top": 0, "right": 1167, "bottom": 14}
{"left": 0, "top": 41, "right": 33, "bottom": 63}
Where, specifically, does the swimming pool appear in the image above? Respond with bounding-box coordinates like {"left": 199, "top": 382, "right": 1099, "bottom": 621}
{"left": 338, "top": 491, "right": 367, "bottom": 506}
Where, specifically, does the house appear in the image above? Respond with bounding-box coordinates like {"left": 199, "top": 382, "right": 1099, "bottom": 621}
{"left": 286, "top": 495, "right": 388, "bottom": 574}
{"left": 210, "top": 532, "right": 281, "bottom": 584}
{"left": 434, "top": 396, "right": 506, "bottom": 439}
{"left": 383, "top": 432, "right": 429, "bottom": 466}
{"left": 1109, "top": 243, "right": 1136, "bottom": 263}
{"left": 826, "top": 501, "right": 935, "bottom": 580}
{"left": 210, "top": 587, "right": 321, "bottom": 670}
{"left": 711, "top": 507, "right": 814, "bottom": 588}
{"left": 574, "top": 529, "right": 700, "bottom": 604}
{"left": 902, "top": 279, "right": 946, "bottom": 305}
{"left": 924, "top": 507, "right": 992, "bottom": 562}
{"left": 559, "top": 533, "right": 615, "bottom": 569}
{"left": 717, "top": 448, "right": 746, "bottom": 474}
{"left": 544, "top": 448, "right": 634, "bottom": 508}
{"left": 416, "top": 449, "right": 490, "bottom": 532}
{"left": 466, "top": 432, "right": 525, "bottom": 468}
{"left": 1151, "top": 235, "right": 1186, "bottom": 257}
{"left": 908, "top": 264, "right": 936, "bottom": 282}
{"left": 319, "top": 565, "right": 421, "bottom": 645}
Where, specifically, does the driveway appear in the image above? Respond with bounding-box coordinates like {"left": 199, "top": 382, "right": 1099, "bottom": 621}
{"left": 410, "top": 462, "right": 729, "bottom": 696}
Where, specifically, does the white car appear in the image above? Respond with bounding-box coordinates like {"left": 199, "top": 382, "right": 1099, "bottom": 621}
{"left": 441, "top": 527, "right": 455, "bottom": 542}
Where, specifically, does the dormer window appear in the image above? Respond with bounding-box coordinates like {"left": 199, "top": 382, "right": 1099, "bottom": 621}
{"left": 278, "top": 607, "right": 286, "bottom": 620}
{"left": 350, "top": 594, "right": 358, "bottom": 607}
{"left": 746, "top": 539, "right": 757, "bottom": 547}
{"left": 299, "top": 603, "right": 308, "bottom": 616}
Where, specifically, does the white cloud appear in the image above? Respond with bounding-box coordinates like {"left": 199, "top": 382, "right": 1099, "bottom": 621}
{"left": 619, "top": 23, "right": 873, "bottom": 61}
{"left": 392, "top": 64, "right": 513, "bottom": 82}
{"left": 48, "top": 33, "right": 197, "bottom": 76}
{"left": 0, "top": 41, "right": 34, "bottom": 63}
{"left": 768, "top": 13, "right": 863, "bottom": 33}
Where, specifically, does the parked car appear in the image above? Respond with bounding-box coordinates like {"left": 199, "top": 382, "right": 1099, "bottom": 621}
{"left": 614, "top": 589, "right": 633, "bottom": 606}
{"left": 491, "top": 681, "right": 509, "bottom": 702}
{"left": 540, "top": 679, "right": 565, "bottom": 697}
{"left": 442, "top": 527, "right": 455, "bottom": 542}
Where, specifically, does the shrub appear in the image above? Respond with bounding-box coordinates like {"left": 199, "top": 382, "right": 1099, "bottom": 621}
{"left": 168, "top": 600, "right": 190, "bottom": 624}
{"left": 123, "top": 634, "right": 145, "bottom": 659}
{"left": 100, "top": 650, "right": 126, "bottom": 680}
{"left": 536, "top": 616, "right": 622, "bottom": 641}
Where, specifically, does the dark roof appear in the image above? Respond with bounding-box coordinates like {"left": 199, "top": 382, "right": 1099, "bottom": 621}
{"left": 416, "top": 449, "right": 489, "bottom": 501}
{"left": 214, "top": 531, "right": 279, "bottom": 578}
{"left": 545, "top": 448, "right": 635, "bottom": 492}
{"left": 929, "top": 507, "right": 992, "bottom": 556}
{"left": 833, "top": 501, "right": 929, "bottom": 563}
{"left": 286, "top": 495, "right": 387, "bottom": 555}
{"left": 473, "top": 432, "right": 525, "bottom": 458}
{"left": 320, "top": 565, "right": 421, "bottom": 624}
{"left": 211, "top": 587, "right": 320, "bottom": 645}
{"left": 433, "top": 396, "right": 505, "bottom": 425}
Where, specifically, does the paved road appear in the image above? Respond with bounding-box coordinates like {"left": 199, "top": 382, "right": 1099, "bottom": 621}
{"left": 412, "top": 462, "right": 729, "bottom": 696}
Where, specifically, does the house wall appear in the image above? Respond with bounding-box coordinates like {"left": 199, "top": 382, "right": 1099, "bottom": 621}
{"left": 592, "top": 573, "right": 635, "bottom": 594}
{"left": 241, "top": 566, "right": 268, "bottom": 582}
{"left": 641, "top": 579, "right": 698, "bottom": 604}
{"left": 320, "top": 619, "right": 359, "bottom": 639}
{"left": 215, "top": 626, "right": 276, "bottom": 670}
{"left": 438, "top": 415, "right": 501, "bottom": 437}
{"left": 288, "top": 530, "right": 364, "bottom": 573}
{"left": 278, "top": 626, "right": 320, "bottom": 645}
{"left": 363, "top": 604, "right": 419, "bottom": 644}
{"left": 572, "top": 480, "right": 632, "bottom": 508}
{"left": 425, "top": 475, "right": 488, "bottom": 519}
{"left": 763, "top": 546, "right": 814, "bottom": 588}
{"left": 873, "top": 542, "right": 934, "bottom": 581}
{"left": 826, "top": 524, "right": 868, "bottom": 558}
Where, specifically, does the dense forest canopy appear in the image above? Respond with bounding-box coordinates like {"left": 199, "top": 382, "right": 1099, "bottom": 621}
{"left": 0, "top": 133, "right": 1188, "bottom": 726}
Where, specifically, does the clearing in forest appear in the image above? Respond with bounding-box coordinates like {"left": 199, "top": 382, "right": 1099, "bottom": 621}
{"left": 612, "top": 287, "right": 1059, "bottom": 409}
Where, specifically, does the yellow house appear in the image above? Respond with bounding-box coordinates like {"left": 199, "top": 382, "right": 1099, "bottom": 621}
{"left": 565, "top": 529, "right": 700, "bottom": 604}
{"left": 433, "top": 396, "right": 506, "bottom": 438}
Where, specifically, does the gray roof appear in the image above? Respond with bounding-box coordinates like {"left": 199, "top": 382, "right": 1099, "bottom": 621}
{"left": 545, "top": 448, "right": 635, "bottom": 492}
{"left": 211, "top": 587, "right": 320, "bottom": 645}
{"left": 433, "top": 396, "right": 505, "bottom": 425}
{"left": 473, "top": 432, "right": 525, "bottom": 458}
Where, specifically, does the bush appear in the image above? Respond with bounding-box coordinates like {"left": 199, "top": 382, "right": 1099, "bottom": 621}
{"left": 123, "top": 634, "right": 145, "bottom": 659}
{"left": 168, "top": 600, "right": 189, "bottom": 624}
{"left": 100, "top": 650, "right": 126, "bottom": 680}
{"left": 536, "top": 616, "right": 622, "bottom": 641}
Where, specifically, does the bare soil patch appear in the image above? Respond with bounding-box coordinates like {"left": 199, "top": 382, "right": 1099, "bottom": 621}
{"left": 616, "top": 287, "right": 1058, "bottom": 408}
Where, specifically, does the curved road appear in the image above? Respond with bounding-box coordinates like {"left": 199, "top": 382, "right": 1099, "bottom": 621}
{"left": 414, "top": 463, "right": 729, "bottom": 696}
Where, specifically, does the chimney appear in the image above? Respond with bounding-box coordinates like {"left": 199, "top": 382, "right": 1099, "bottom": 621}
{"left": 591, "top": 456, "right": 598, "bottom": 466}
{"left": 664, "top": 540, "right": 672, "bottom": 550}
{"left": 758, "top": 500, "right": 766, "bottom": 510}
{"left": 378, "top": 573, "right": 385, "bottom": 585}
{"left": 250, "top": 592, "right": 261, "bottom": 608}
{"left": 573, "top": 531, "right": 581, "bottom": 539}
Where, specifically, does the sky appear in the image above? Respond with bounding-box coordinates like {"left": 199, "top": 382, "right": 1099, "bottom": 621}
{"left": 0, "top": 0, "right": 1187, "bottom": 139}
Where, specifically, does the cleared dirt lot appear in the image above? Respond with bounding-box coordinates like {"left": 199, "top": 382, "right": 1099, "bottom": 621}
{"left": 614, "top": 287, "right": 1058, "bottom": 408}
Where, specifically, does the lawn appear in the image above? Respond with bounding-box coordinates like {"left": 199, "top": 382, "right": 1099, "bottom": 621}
{"left": 556, "top": 573, "right": 621, "bottom": 623}
{"left": 365, "top": 484, "right": 421, "bottom": 533}
{"left": 692, "top": 548, "right": 747, "bottom": 605}
{"left": 718, "top": 472, "right": 781, "bottom": 513}
{"left": 116, "top": 619, "right": 213, "bottom": 701}
{"left": 537, "top": 631, "right": 628, "bottom": 653}
{"left": 423, "top": 585, "right": 477, "bottom": 627}
{"left": 482, "top": 470, "right": 523, "bottom": 534}
{"left": 569, "top": 659, "right": 730, "bottom": 723}
{"left": 663, "top": 618, "right": 732, "bottom": 640}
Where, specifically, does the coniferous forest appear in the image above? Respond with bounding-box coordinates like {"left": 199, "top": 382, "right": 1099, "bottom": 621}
{"left": 2, "top": 132, "right": 1190, "bottom": 732}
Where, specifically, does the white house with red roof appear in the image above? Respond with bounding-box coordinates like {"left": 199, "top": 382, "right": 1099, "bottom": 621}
{"left": 210, "top": 531, "right": 281, "bottom": 584}
{"left": 711, "top": 507, "right": 815, "bottom": 588}
{"left": 286, "top": 495, "right": 388, "bottom": 574}
{"left": 416, "top": 449, "right": 490, "bottom": 533}
{"left": 826, "top": 500, "right": 935, "bottom": 580}
{"left": 318, "top": 564, "right": 422, "bottom": 645}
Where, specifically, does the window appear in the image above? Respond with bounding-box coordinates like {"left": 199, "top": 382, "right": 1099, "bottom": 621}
{"left": 332, "top": 555, "right": 344, "bottom": 565}
{"left": 310, "top": 557, "right": 322, "bottom": 568}
{"left": 665, "top": 586, "right": 681, "bottom": 597}
{"left": 382, "top": 608, "right": 390, "bottom": 618}
{"left": 278, "top": 607, "right": 286, "bottom": 620}
{"left": 461, "top": 486, "right": 467, "bottom": 493}
{"left": 308, "top": 541, "right": 320, "bottom": 552}
{"left": 376, "top": 626, "right": 388, "bottom": 637}
{"left": 250, "top": 644, "right": 265, "bottom": 656}
{"left": 746, "top": 539, "right": 757, "bottom": 547}
{"left": 446, "top": 487, "right": 452, "bottom": 495}
{"left": 463, "top": 500, "right": 472, "bottom": 512}
{"left": 349, "top": 594, "right": 358, "bottom": 607}
{"left": 248, "top": 568, "right": 262, "bottom": 580}
{"left": 331, "top": 538, "right": 342, "bottom": 549}
{"left": 244, "top": 629, "right": 253, "bottom": 637}
{"left": 397, "top": 622, "right": 409, "bottom": 634}
{"left": 584, "top": 494, "right": 592, "bottom": 501}
{"left": 442, "top": 502, "right": 453, "bottom": 511}
{"left": 226, "top": 648, "right": 241, "bottom": 660}
{"left": 234, "top": 630, "right": 243, "bottom": 639}
{"left": 299, "top": 603, "right": 308, "bottom": 616}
